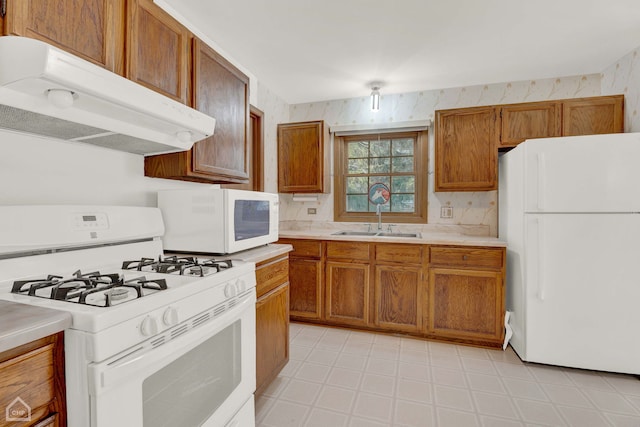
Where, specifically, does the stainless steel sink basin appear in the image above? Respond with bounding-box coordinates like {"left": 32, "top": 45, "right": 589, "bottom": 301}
{"left": 331, "top": 231, "right": 421, "bottom": 238}
{"left": 377, "top": 232, "right": 422, "bottom": 238}
{"left": 331, "top": 231, "right": 379, "bottom": 236}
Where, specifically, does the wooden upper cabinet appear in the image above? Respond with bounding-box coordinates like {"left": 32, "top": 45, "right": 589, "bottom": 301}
{"left": 3, "top": 0, "right": 125, "bottom": 74}
{"left": 278, "top": 121, "right": 326, "bottom": 193}
{"left": 499, "top": 102, "right": 561, "bottom": 148}
{"left": 563, "top": 95, "right": 624, "bottom": 136}
{"left": 435, "top": 106, "right": 498, "bottom": 192}
{"left": 126, "top": 0, "right": 189, "bottom": 103}
{"left": 191, "top": 38, "right": 250, "bottom": 182}
{"left": 144, "top": 38, "right": 251, "bottom": 183}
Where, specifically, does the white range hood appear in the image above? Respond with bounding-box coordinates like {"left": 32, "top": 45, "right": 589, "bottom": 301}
{"left": 0, "top": 36, "right": 216, "bottom": 155}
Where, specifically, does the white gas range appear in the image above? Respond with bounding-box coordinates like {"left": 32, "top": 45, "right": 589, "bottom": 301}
{"left": 0, "top": 205, "right": 257, "bottom": 427}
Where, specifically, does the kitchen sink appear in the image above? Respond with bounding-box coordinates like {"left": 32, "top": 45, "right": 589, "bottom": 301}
{"left": 376, "top": 232, "right": 422, "bottom": 238}
{"left": 331, "top": 231, "right": 379, "bottom": 236}
{"left": 331, "top": 231, "right": 422, "bottom": 238}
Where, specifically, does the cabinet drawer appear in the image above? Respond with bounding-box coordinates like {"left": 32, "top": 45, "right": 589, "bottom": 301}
{"left": 287, "top": 240, "right": 323, "bottom": 258}
{"left": 430, "top": 247, "right": 504, "bottom": 269}
{"left": 0, "top": 344, "right": 55, "bottom": 416}
{"left": 326, "top": 241, "right": 370, "bottom": 261}
{"left": 256, "top": 257, "right": 289, "bottom": 298}
{"left": 376, "top": 244, "right": 424, "bottom": 264}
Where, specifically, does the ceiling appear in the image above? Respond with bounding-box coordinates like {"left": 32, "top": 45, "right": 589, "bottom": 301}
{"left": 163, "top": 0, "right": 640, "bottom": 105}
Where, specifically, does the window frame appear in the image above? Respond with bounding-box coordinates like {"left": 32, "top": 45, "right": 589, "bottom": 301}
{"left": 333, "top": 130, "right": 428, "bottom": 223}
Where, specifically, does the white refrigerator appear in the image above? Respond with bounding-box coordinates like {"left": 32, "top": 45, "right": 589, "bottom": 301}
{"left": 499, "top": 132, "right": 640, "bottom": 375}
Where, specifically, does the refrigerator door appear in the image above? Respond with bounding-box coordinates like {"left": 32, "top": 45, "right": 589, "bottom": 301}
{"left": 523, "top": 213, "right": 640, "bottom": 374}
{"left": 523, "top": 133, "right": 640, "bottom": 213}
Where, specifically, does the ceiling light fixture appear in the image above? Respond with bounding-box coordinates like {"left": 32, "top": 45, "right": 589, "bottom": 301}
{"left": 370, "top": 85, "right": 381, "bottom": 112}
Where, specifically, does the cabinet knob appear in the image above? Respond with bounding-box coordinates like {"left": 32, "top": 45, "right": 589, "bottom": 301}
{"left": 462, "top": 255, "right": 469, "bottom": 260}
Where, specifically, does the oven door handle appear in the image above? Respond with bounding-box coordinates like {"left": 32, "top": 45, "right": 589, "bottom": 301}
{"left": 87, "top": 292, "right": 255, "bottom": 394}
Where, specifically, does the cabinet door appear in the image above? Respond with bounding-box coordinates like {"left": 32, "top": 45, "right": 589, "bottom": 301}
{"left": 191, "top": 38, "right": 250, "bottom": 182}
{"left": 255, "top": 283, "right": 289, "bottom": 396}
{"left": 428, "top": 268, "right": 504, "bottom": 344}
{"left": 562, "top": 95, "right": 624, "bottom": 136}
{"left": 278, "top": 121, "right": 325, "bottom": 193}
{"left": 374, "top": 265, "right": 423, "bottom": 333}
{"left": 435, "top": 106, "right": 498, "bottom": 191}
{"left": 126, "top": 0, "right": 189, "bottom": 103}
{"left": 289, "top": 258, "right": 323, "bottom": 320}
{"left": 325, "top": 261, "right": 369, "bottom": 327}
{"left": 499, "top": 102, "right": 561, "bottom": 148}
{"left": 3, "top": 0, "right": 125, "bottom": 74}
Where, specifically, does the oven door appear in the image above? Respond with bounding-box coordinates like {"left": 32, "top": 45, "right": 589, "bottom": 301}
{"left": 87, "top": 290, "right": 256, "bottom": 427}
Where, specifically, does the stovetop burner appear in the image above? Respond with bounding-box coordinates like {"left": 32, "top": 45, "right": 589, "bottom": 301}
{"left": 122, "top": 255, "right": 233, "bottom": 277}
{"left": 11, "top": 269, "right": 167, "bottom": 307}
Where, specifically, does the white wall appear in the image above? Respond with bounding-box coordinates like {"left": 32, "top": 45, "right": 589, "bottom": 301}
{"left": 279, "top": 74, "right": 602, "bottom": 236}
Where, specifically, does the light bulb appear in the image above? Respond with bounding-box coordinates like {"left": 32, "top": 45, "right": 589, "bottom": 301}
{"left": 371, "top": 87, "right": 380, "bottom": 112}
{"left": 47, "top": 89, "right": 75, "bottom": 109}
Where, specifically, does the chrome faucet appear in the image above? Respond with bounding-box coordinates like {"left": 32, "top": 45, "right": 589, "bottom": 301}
{"left": 376, "top": 204, "right": 383, "bottom": 231}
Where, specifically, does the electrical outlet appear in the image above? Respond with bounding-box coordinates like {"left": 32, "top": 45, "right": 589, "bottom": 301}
{"left": 307, "top": 208, "right": 317, "bottom": 215}
{"left": 440, "top": 206, "right": 453, "bottom": 218}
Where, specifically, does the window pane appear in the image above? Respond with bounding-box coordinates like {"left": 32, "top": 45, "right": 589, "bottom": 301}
{"left": 369, "top": 176, "right": 390, "bottom": 189}
{"left": 346, "top": 177, "right": 368, "bottom": 194}
{"left": 392, "top": 176, "right": 415, "bottom": 193}
{"left": 370, "top": 157, "right": 390, "bottom": 173}
{"left": 348, "top": 158, "right": 368, "bottom": 174}
{"left": 348, "top": 141, "right": 369, "bottom": 158}
{"left": 392, "top": 156, "right": 414, "bottom": 173}
{"left": 346, "top": 195, "right": 369, "bottom": 212}
{"left": 369, "top": 202, "right": 391, "bottom": 213}
{"left": 391, "top": 194, "right": 415, "bottom": 212}
{"left": 392, "top": 138, "right": 414, "bottom": 156}
{"left": 370, "top": 139, "right": 390, "bottom": 157}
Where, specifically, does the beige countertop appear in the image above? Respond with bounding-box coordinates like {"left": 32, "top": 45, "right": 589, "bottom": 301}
{"left": 223, "top": 243, "right": 293, "bottom": 264}
{"left": 278, "top": 229, "right": 506, "bottom": 248}
{"left": 0, "top": 300, "right": 72, "bottom": 354}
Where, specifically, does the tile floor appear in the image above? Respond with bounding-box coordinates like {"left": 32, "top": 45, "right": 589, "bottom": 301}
{"left": 255, "top": 322, "right": 640, "bottom": 427}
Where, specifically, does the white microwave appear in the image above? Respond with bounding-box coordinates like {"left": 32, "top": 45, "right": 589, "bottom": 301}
{"left": 157, "top": 189, "right": 279, "bottom": 254}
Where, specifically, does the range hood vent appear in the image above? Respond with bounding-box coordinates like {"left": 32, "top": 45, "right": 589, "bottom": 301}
{"left": 0, "top": 36, "right": 216, "bottom": 155}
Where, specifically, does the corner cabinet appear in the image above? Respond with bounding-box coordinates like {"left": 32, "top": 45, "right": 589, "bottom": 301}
{"left": 2, "top": 0, "right": 125, "bottom": 74}
{"left": 126, "top": 0, "right": 190, "bottom": 103}
{"left": 277, "top": 121, "right": 327, "bottom": 193}
{"left": 428, "top": 246, "right": 505, "bottom": 346}
{"left": 279, "top": 239, "right": 324, "bottom": 320}
{"left": 435, "top": 95, "right": 624, "bottom": 191}
{"left": 144, "top": 38, "right": 250, "bottom": 183}
{"left": 255, "top": 255, "right": 290, "bottom": 396}
{"left": 0, "top": 333, "right": 66, "bottom": 427}
{"left": 563, "top": 95, "right": 624, "bottom": 136}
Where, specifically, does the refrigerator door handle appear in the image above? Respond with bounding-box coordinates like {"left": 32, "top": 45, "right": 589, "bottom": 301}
{"left": 537, "top": 153, "right": 546, "bottom": 211}
{"left": 536, "top": 217, "right": 546, "bottom": 301}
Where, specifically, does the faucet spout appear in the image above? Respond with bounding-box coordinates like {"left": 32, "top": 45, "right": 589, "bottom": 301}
{"left": 376, "top": 204, "right": 382, "bottom": 231}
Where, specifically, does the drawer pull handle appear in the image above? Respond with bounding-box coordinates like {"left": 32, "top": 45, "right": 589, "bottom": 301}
{"left": 462, "top": 255, "right": 468, "bottom": 260}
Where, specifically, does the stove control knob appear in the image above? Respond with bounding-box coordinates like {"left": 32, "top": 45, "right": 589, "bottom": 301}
{"left": 140, "top": 316, "right": 158, "bottom": 336}
{"left": 236, "top": 279, "right": 247, "bottom": 293}
{"left": 162, "top": 307, "right": 179, "bottom": 326}
{"left": 224, "top": 283, "right": 237, "bottom": 298}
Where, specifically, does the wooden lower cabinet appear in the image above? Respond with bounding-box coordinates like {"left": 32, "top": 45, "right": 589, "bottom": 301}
{"left": 374, "top": 264, "right": 423, "bottom": 333}
{"left": 0, "top": 333, "right": 66, "bottom": 427}
{"left": 281, "top": 238, "right": 506, "bottom": 348}
{"left": 255, "top": 255, "right": 290, "bottom": 396}
{"left": 428, "top": 268, "right": 504, "bottom": 345}
{"left": 326, "top": 261, "right": 369, "bottom": 326}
